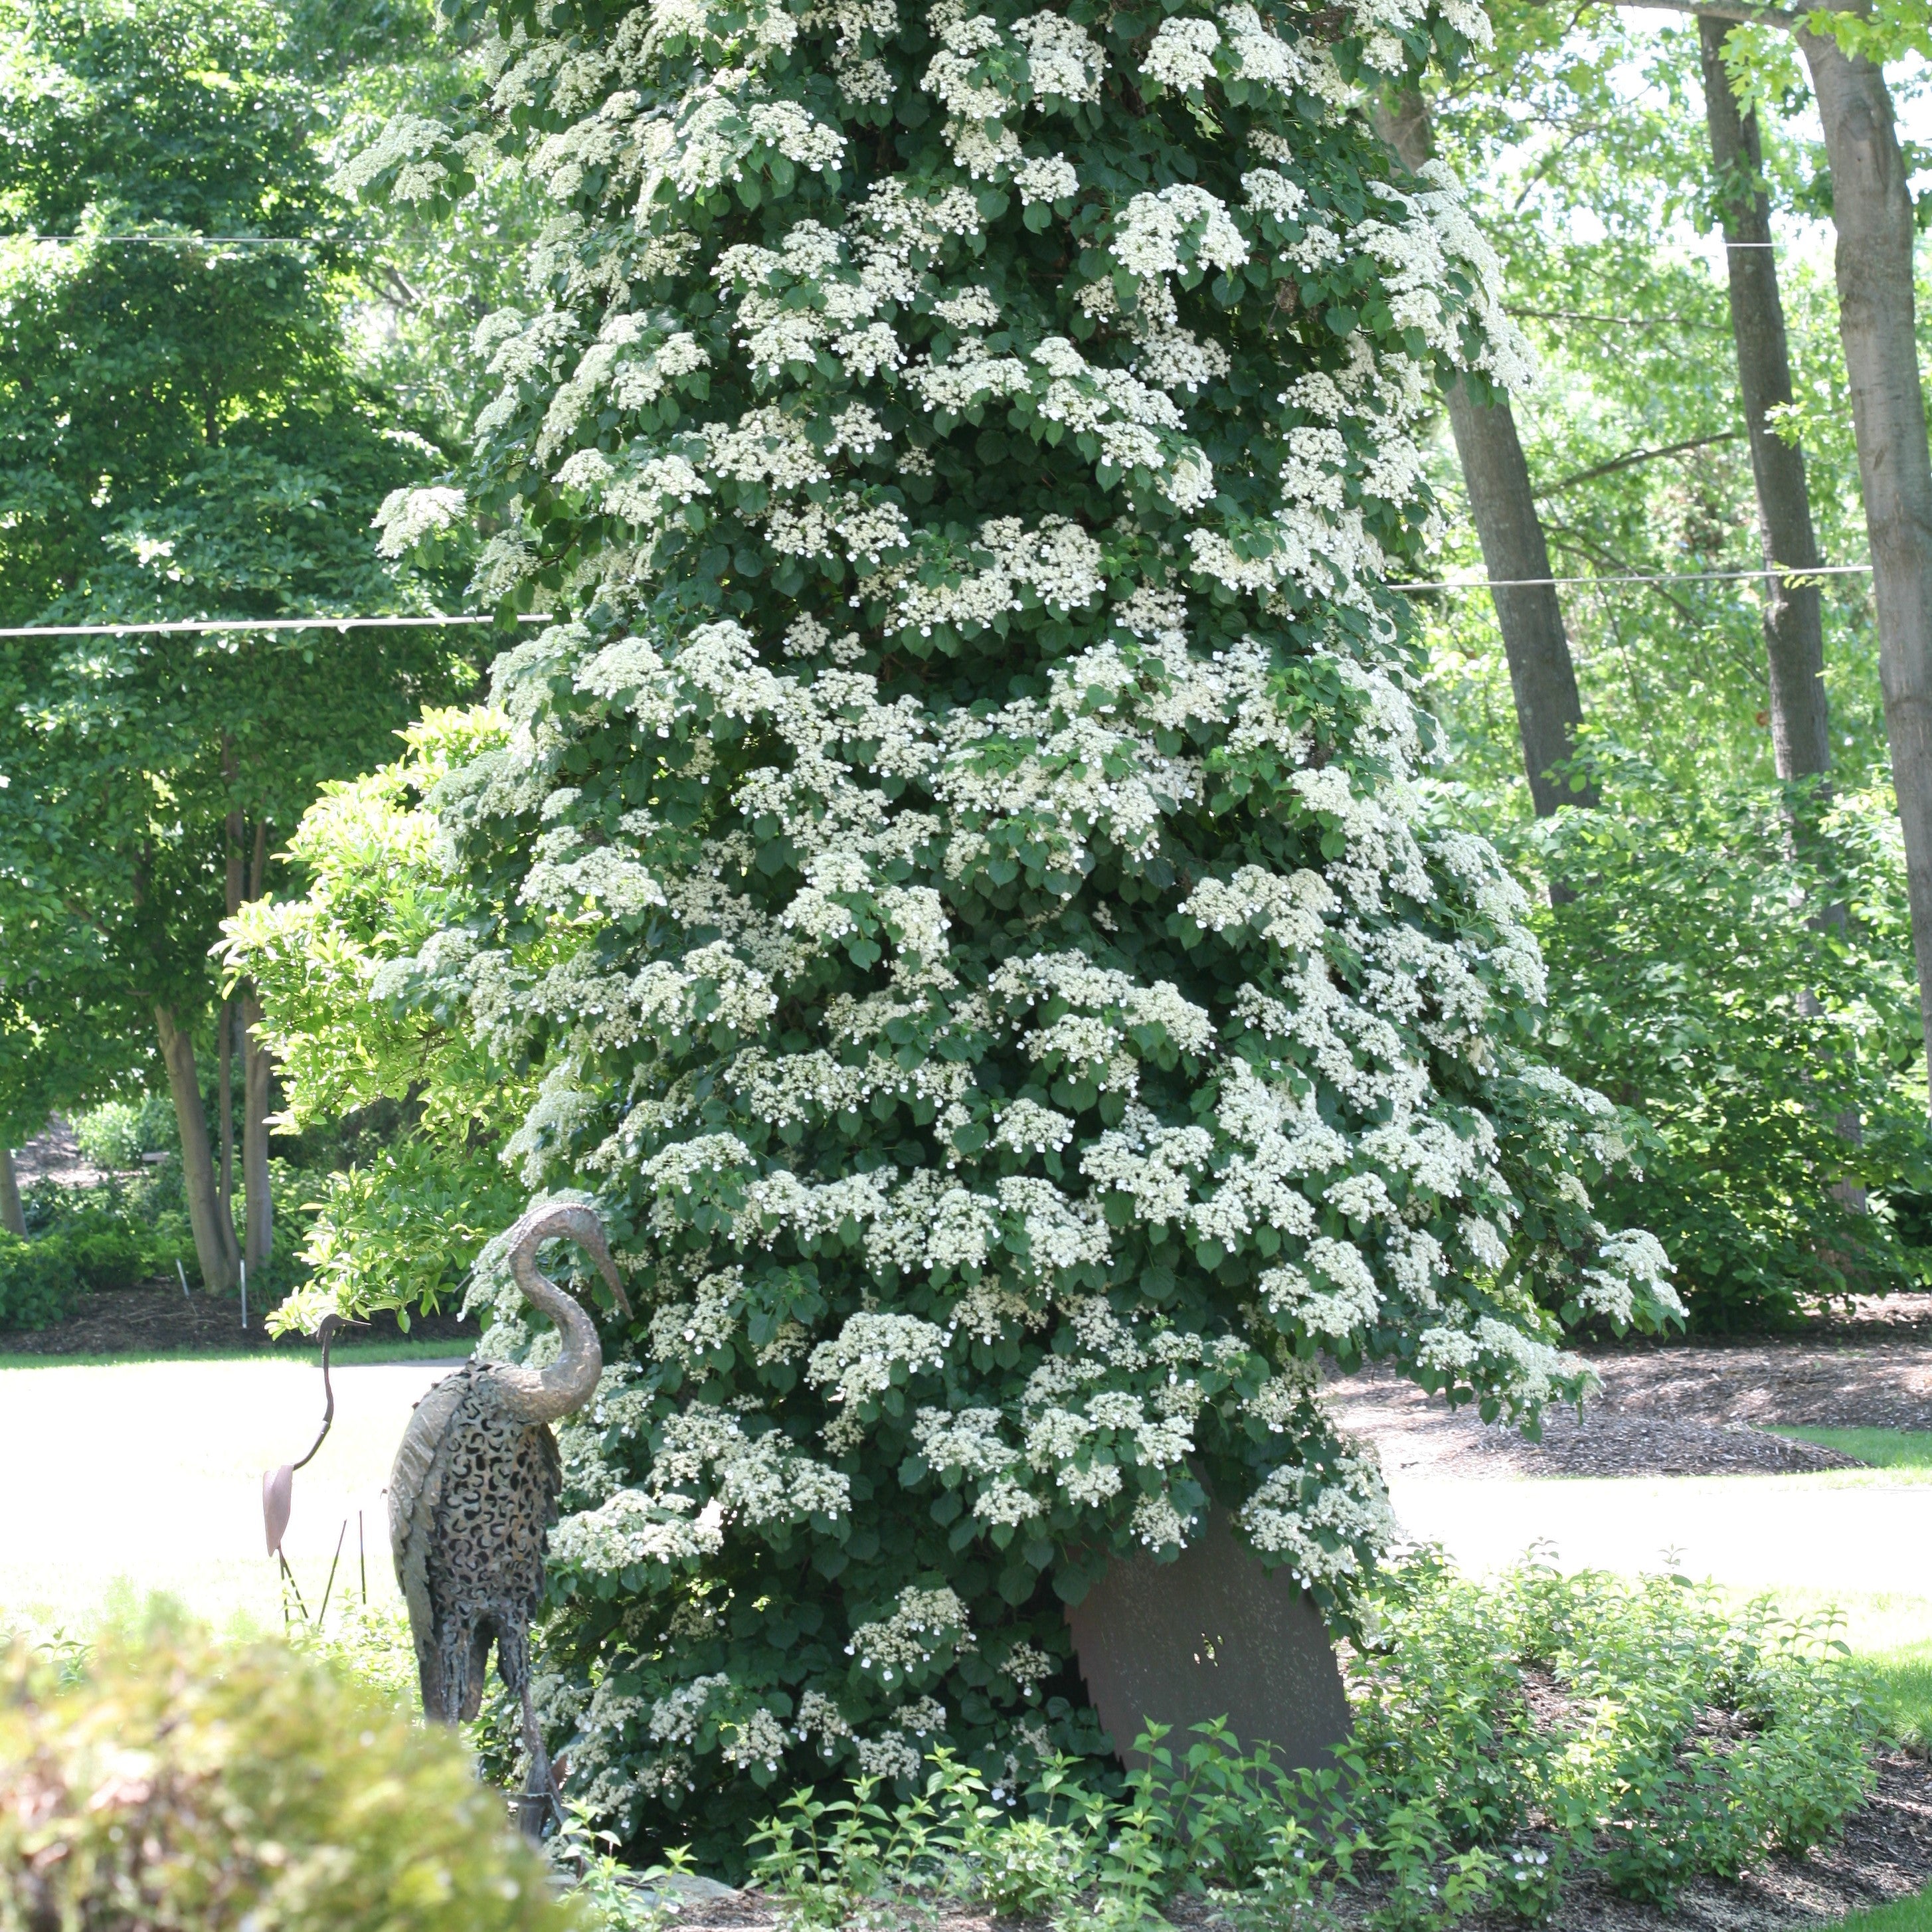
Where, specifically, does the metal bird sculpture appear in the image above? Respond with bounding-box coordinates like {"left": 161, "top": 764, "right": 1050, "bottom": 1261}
{"left": 389, "top": 1203, "right": 630, "bottom": 1839}
{"left": 263, "top": 1313, "right": 351, "bottom": 1559}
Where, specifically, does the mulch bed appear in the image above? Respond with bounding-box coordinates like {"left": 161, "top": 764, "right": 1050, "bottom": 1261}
{"left": 0, "top": 1284, "right": 475, "bottom": 1358}
{"left": 1330, "top": 1294, "right": 1932, "bottom": 1481}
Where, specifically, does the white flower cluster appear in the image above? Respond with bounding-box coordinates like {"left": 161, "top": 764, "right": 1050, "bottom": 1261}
{"left": 846, "top": 1585, "right": 975, "bottom": 1687}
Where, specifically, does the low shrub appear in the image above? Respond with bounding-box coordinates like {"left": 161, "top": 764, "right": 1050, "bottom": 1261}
{"left": 0, "top": 1195, "right": 154, "bottom": 1328}
{"left": 0, "top": 1627, "right": 573, "bottom": 1932}
{"left": 0, "top": 1231, "right": 83, "bottom": 1329}
{"left": 72, "top": 1093, "right": 177, "bottom": 1171}
{"left": 745, "top": 1557, "right": 1879, "bottom": 1929}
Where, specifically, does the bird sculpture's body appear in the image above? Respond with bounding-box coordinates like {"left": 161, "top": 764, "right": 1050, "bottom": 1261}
{"left": 389, "top": 1203, "right": 630, "bottom": 1837}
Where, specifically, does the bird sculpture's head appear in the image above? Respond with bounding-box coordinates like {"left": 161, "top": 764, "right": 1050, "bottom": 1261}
{"left": 493, "top": 1201, "right": 633, "bottom": 1425}
{"left": 513, "top": 1201, "right": 632, "bottom": 1320}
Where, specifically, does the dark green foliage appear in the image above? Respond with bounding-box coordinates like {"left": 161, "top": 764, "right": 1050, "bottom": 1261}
{"left": 0, "top": 0, "right": 482, "bottom": 1159}
{"left": 745, "top": 1558, "right": 1878, "bottom": 1926}
{"left": 1501, "top": 753, "right": 1932, "bottom": 1328}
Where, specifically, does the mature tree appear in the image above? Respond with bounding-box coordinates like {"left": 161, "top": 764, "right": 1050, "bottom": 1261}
{"left": 1698, "top": 18, "right": 1831, "bottom": 786}
{"left": 0, "top": 0, "right": 472, "bottom": 1289}
{"left": 1377, "top": 89, "right": 1593, "bottom": 825}
{"left": 1586, "top": 0, "right": 1932, "bottom": 1098}
{"left": 336, "top": 0, "right": 1682, "bottom": 1862}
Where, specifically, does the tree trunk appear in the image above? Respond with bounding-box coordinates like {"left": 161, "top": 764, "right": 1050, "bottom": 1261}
{"left": 0, "top": 1148, "right": 25, "bottom": 1239}
{"left": 220, "top": 765, "right": 244, "bottom": 1234}
{"left": 1446, "top": 390, "right": 1597, "bottom": 818}
{"left": 217, "top": 998, "right": 234, "bottom": 1223}
{"left": 1377, "top": 87, "right": 1594, "bottom": 822}
{"left": 1797, "top": 24, "right": 1932, "bottom": 1100}
{"left": 242, "top": 990, "right": 274, "bottom": 1278}
{"left": 240, "top": 818, "right": 274, "bottom": 1279}
{"left": 155, "top": 1004, "right": 239, "bottom": 1292}
{"left": 1700, "top": 17, "right": 1833, "bottom": 784}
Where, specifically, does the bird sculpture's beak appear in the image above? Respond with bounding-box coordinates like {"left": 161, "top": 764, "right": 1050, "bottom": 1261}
{"left": 586, "top": 1231, "right": 632, "bottom": 1321}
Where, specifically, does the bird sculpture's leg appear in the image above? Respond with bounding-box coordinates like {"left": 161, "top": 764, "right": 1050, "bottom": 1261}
{"left": 434, "top": 1605, "right": 483, "bottom": 1726}
{"left": 497, "top": 1618, "right": 558, "bottom": 1842}
{"left": 517, "top": 1677, "right": 557, "bottom": 1842}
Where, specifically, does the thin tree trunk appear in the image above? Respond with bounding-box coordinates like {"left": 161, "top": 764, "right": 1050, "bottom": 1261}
{"left": 155, "top": 1004, "right": 239, "bottom": 1292}
{"left": 1446, "top": 391, "right": 1597, "bottom": 818}
{"left": 1377, "top": 88, "right": 1595, "bottom": 822}
{"left": 242, "top": 990, "right": 273, "bottom": 1278}
{"left": 241, "top": 818, "right": 274, "bottom": 1278}
{"left": 220, "top": 754, "right": 244, "bottom": 1235}
{"left": 217, "top": 999, "right": 234, "bottom": 1222}
{"left": 0, "top": 1148, "right": 25, "bottom": 1239}
{"left": 1797, "top": 24, "right": 1932, "bottom": 1101}
{"left": 1700, "top": 17, "right": 1833, "bottom": 784}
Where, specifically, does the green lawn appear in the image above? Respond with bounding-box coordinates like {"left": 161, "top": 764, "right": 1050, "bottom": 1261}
{"left": 1838, "top": 1888, "right": 1932, "bottom": 1932}
{"left": 1772, "top": 1427, "right": 1932, "bottom": 1470}
{"left": 0, "top": 1336, "right": 469, "bottom": 1371}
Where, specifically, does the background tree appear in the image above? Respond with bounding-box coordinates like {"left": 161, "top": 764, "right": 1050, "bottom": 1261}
{"left": 1378, "top": 84, "right": 1594, "bottom": 828}
{"left": 1698, "top": 17, "right": 1832, "bottom": 789}
{"left": 0, "top": 0, "right": 478, "bottom": 1290}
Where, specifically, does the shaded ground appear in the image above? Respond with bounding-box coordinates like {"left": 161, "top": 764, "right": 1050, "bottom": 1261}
{"left": 1330, "top": 1295, "right": 1932, "bottom": 1480}
{"left": 12, "top": 1117, "right": 112, "bottom": 1191}
{"left": 596, "top": 1751, "right": 1932, "bottom": 1931}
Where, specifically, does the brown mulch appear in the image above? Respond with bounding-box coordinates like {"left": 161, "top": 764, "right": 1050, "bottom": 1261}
{"left": 0, "top": 1286, "right": 476, "bottom": 1358}
{"left": 1328, "top": 1296, "right": 1932, "bottom": 1481}
{"left": 595, "top": 1751, "right": 1932, "bottom": 1930}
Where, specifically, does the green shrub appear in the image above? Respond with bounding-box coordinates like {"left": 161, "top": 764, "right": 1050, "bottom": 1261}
{"left": 0, "top": 1193, "right": 153, "bottom": 1327}
{"left": 745, "top": 1558, "right": 1879, "bottom": 1928}
{"left": 0, "top": 1628, "right": 575, "bottom": 1932}
{"left": 72, "top": 1093, "right": 176, "bottom": 1171}
{"left": 0, "top": 1231, "right": 82, "bottom": 1329}
{"left": 1504, "top": 760, "right": 1932, "bottom": 1330}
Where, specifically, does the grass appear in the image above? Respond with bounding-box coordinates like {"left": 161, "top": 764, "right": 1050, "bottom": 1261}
{"left": 1838, "top": 1886, "right": 1932, "bottom": 1932}
{"left": 0, "top": 1336, "right": 470, "bottom": 1370}
{"left": 1771, "top": 1427, "right": 1932, "bottom": 1470}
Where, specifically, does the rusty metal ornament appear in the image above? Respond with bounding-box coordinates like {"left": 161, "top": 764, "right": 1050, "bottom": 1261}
{"left": 1064, "top": 1508, "right": 1352, "bottom": 1772}
{"left": 388, "top": 1203, "right": 630, "bottom": 1840}
{"left": 262, "top": 1314, "right": 349, "bottom": 1557}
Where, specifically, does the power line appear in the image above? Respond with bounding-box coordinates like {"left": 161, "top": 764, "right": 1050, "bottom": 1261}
{"left": 4, "top": 565, "right": 1877, "bottom": 632}
{"left": 1391, "top": 562, "right": 1873, "bottom": 592}
{"left": 0, "top": 613, "right": 555, "bottom": 639}
{"left": 1, "top": 234, "right": 356, "bottom": 246}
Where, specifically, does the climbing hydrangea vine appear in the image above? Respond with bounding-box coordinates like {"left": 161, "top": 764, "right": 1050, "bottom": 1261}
{"left": 349, "top": 0, "right": 1680, "bottom": 1865}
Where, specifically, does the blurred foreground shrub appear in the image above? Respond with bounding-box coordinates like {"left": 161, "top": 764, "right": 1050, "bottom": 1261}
{"left": 0, "top": 1629, "right": 574, "bottom": 1931}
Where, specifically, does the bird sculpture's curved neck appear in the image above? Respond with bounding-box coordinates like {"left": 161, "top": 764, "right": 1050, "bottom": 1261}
{"left": 487, "top": 1204, "right": 628, "bottom": 1426}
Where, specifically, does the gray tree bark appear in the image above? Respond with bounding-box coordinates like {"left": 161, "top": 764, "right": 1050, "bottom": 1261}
{"left": 0, "top": 1148, "right": 25, "bottom": 1239}
{"left": 242, "top": 992, "right": 273, "bottom": 1278}
{"left": 1377, "top": 88, "right": 1593, "bottom": 820}
{"left": 1700, "top": 17, "right": 1833, "bottom": 783}
{"left": 1796, "top": 23, "right": 1932, "bottom": 1100}
{"left": 155, "top": 1004, "right": 240, "bottom": 1292}
{"left": 240, "top": 820, "right": 274, "bottom": 1279}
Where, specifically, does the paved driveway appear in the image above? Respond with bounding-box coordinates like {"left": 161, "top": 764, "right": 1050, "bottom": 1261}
{"left": 0, "top": 1356, "right": 456, "bottom": 1630}
{"left": 1388, "top": 1468, "right": 1932, "bottom": 1599}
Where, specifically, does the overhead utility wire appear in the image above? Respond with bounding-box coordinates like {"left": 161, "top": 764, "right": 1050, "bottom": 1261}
{"left": 2, "top": 233, "right": 356, "bottom": 245}
{"left": 3, "top": 567, "right": 1876, "bottom": 634}
{"left": 1391, "top": 563, "right": 1874, "bottom": 592}
{"left": 0, "top": 613, "right": 556, "bottom": 640}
